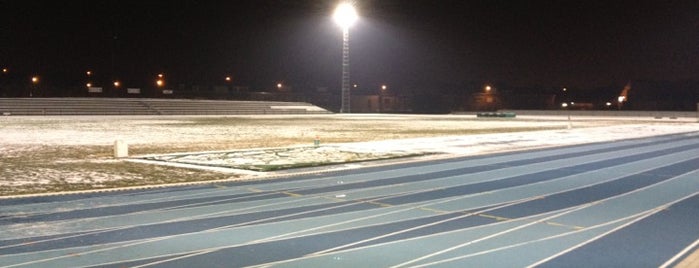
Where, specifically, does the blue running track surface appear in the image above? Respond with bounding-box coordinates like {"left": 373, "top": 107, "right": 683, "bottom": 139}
{"left": 1, "top": 131, "right": 698, "bottom": 267}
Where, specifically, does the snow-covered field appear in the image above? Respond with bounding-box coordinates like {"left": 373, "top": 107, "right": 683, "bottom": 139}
{"left": 1, "top": 114, "right": 697, "bottom": 197}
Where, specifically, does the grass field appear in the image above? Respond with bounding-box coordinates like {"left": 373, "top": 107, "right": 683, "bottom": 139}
{"left": 0, "top": 114, "right": 686, "bottom": 196}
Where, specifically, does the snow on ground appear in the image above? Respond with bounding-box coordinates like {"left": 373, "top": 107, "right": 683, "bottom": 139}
{"left": 0, "top": 114, "right": 643, "bottom": 147}
{"left": 1, "top": 114, "right": 697, "bottom": 196}
{"left": 139, "top": 122, "right": 699, "bottom": 173}
{"left": 338, "top": 123, "right": 699, "bottom": 155}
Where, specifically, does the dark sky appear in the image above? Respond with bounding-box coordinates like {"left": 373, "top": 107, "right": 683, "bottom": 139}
{"left": 1, "top": 0, "right": 698, "bottom": 92}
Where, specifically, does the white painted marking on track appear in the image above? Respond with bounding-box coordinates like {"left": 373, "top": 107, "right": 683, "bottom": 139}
{"left": 661, "top": 238, "right": 699, "bottom": 268}
{"left": 527, "top": 192, "right": 699, "bottom": 268}
{"left": 411, "top": 204, "right": 664, "bottom": 267}
{"left": 393, "top": 166, "right": 699, "bottom": 268}
{"left": 308, "top": 196, "right": 541, "bottom": 257}
{"left": 390, "top": 202, "right": 596, "bottom": 268}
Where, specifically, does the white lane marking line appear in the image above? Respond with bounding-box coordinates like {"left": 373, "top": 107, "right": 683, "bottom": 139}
{"left": 390, "top": 202, "right": 596, "bottom": 268}
{"left": 107, "top": 191, "right": 445, "bottom": 268}
{"left": 661, "top": 238, "right": 699, "bottom": 268}
{"left": 97, "top": 191, "right": 534, "bottom": 268}
{"left": 413, "top": 204, "right": 665, "bottom": 267}
{"left": 145, "top": 204, "right": 530, "bottom": 268}
{"left": 308, "top": 196, "right": 542, "bottom": 256}
{"left": 0, "top": 193, "right": 321, "bottom": 250}
{"left": 244, "top": 206, "right": 576, "bottom": 268}
{"left": 395, "top": 167, "right": 699, "bottom": 268}
{"left": 1, "top": 189, "right": 288, "bottom": 233}
{"left": 2, "top": 162, "right": 525, "bottom": 244}
{"left": 1, "top": 175, "right": 453, "bottom": 252}
{"left": 1, "top": 188, "right": 426, "bottom": 267}
{"left": 528, "top": 192, "right": 699, "bottom": 268}
{"left": 249, "top": 191, "right": 546, "bottom": 246}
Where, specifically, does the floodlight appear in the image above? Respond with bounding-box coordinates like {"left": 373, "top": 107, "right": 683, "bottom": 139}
{"left": 333, "top": 3, "right": 358, "bottom": 29}
{"left": 334, "top": 2, "right": 359, "bottom": 113}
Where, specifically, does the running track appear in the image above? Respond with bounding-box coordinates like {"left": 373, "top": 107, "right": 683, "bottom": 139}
{"left": 2, "top": 131, "right": 699, "bottom": 267}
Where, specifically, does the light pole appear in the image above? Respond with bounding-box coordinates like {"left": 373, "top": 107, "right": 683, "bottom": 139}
{"left": 617, "top": 96, "right": 626, "bottom": 110}
{"left": 225, "top": 76, "right": 233, "bottom": 94}
{"left": 379, "top": 84, "right": 387, "bottom": 113}
{"left": 113, "top": 80, "right": 121, "bottom": 92}
{"left": 333, "top": 3, "right": 358, "bottom": 113}
{"left": 156, "top": 74, "right": 164, "bottom": 88}
{"left": 483, "top": 85, "right": 493, "bottom": 111}
{"left": 86, "top": 70, "right": 93, "bottom": 90}
{"left": 30, "top": 76, "right": 39, "bottom": 97}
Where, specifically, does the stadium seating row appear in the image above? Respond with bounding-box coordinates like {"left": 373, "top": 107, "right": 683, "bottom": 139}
{"left": 0, "top": 98, "right": 331, "bottom": 116}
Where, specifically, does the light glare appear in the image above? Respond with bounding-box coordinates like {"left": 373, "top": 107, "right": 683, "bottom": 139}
{"left": 333, "top": 3, "right": 358, "bottom": 29}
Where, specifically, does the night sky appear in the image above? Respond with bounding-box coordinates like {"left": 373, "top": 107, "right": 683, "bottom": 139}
{"left": 1, "top": 0, "right": 698, "bottom": 93}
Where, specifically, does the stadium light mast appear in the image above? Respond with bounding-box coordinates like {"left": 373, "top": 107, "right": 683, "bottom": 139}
{"left": 333, "top": 2, "right": 358, "bottom": 113}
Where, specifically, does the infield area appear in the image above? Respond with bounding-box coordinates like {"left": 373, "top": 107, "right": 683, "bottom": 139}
{"left": 1, "top": 114, "right": 697, "bottom": 196}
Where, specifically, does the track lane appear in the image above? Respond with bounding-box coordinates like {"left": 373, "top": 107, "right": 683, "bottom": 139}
{"left": 1, "top": 132, "right": 697, "bottom": 267}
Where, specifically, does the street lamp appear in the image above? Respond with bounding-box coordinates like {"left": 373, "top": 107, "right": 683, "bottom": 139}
{"left": 30, "top": 76, "right": 39, "bottom": 97}
{"left": 562, "top": 87, "right": 572, "bottom": 129}
{"left": 333, "top": 2, "right": 358, "bottom": 113}
{"left": 482, "top": 85, "right": 495, "bottom": 110}
{"left": 561, "top": 102, "right": 572, "bottom": 129}
{"left": 156, "top": 73, "right": 164, "bottom": 87}
{"left": 617, "top": 96, "right": 626, "bottom": 110}
{"left": 378, "top": 84, "right": 388, "bottom": 113}
{"left": 86, "top": 70, "right": 92, "bottom": 89}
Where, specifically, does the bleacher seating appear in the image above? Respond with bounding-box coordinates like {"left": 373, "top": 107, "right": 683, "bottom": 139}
{"left": 0, "top": 98, "right": 331, "bottom": 116}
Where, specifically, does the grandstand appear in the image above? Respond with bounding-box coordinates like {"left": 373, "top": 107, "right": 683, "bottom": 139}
{"left": 0, "top": 98, "right": 331, "bottom": 116}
